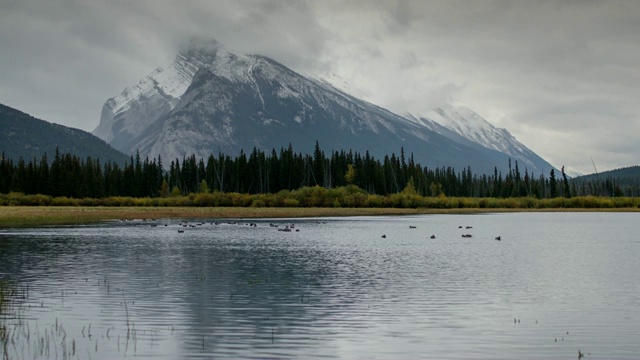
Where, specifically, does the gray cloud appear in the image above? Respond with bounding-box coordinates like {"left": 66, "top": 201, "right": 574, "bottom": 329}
{"left": 0, "top": 0, "right": 638, "bottom": 174}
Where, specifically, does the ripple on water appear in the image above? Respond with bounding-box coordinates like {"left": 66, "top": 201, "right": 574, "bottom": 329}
{"left": 1, "top": 213, "right": 639, "bottom": 359}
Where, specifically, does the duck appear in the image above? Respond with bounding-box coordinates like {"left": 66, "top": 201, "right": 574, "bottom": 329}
{"left": 430, "top": 235, "right": 436, "bottom": 239}
{"left": 495, "top": 236, "right": 501, "bottom": 241}
{"left": 381, "top": 234, "right": 387, "bottom": 238}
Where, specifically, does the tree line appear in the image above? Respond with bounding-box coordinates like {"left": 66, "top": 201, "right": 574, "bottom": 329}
{"left": 0, "top": 142, "right": 635, "bottom": 200}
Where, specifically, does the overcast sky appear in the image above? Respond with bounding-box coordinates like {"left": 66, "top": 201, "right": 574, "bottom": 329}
{"left": 1, "top": 0, "right": 638, "bottom": 175}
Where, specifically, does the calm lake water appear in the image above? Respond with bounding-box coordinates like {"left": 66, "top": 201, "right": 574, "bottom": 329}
{"left": 1, "top": 212, "right": 639, "bottom": 359}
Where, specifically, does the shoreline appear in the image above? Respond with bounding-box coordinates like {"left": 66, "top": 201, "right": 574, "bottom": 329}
{"left": 1, "top": 206, "right": 639, "bottom": 228}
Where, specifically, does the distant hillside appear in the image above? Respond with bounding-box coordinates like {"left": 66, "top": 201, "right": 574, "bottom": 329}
{"left": 572, "top": 166, "right": 640, "bottom": 184}
{"left": 571, "top": 165, "right": 640, "bottom": 197}
{"left": 0, "top": 103, "right": 129, "bottom": 164}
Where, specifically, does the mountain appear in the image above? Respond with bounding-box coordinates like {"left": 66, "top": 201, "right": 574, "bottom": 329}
{"left": 0, "top": 103, "right": 129, "bottom": 164}
{"left": 93, "top": 38, "right": 556, "bottom": 175}
{"left": 92, "top": 39, "right": 218, "bottom": 149}
{"left": 406, "top": 104, "right": 554, "bottom": 172}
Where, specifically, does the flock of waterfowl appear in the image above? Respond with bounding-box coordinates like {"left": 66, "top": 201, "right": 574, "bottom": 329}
{"left": 380, "top": 224, "right": 502, "bottom": 241}
{"left": 164, "top": 220, "right": 305, "bottom": 234}
{"left": 129, "top": 219, "right": 504, "bottom": 243}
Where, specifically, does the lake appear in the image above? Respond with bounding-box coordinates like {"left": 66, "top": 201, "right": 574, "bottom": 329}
{"left": 1, "top": 212, "right": 639, "bottom": 359}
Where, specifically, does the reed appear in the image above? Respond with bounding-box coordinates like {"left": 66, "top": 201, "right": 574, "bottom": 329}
{"left": 0, "top": 280, "right": 8, "bottom": 311}
{"left": 0, "top": 280, "right": 10, "bottom": 360}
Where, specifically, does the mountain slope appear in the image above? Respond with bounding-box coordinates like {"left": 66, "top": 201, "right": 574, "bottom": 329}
{"left": 407, "top": 104, "right": 554, "bottom": 172}
{"left": 569, "top": 165, "right": 640, "bottom": 196}
{"left": 93, "top": 39, "right": 556, "bottom": 175}
{"left": 0, "top": 103, "right": 129, "bottom": 164}
{"left": 572, "top": 165, "right": 640, "bottom": 184}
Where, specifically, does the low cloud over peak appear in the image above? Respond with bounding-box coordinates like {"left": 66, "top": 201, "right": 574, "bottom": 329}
{"left": 1, "top": 0, "right": 638, "bottom": 174}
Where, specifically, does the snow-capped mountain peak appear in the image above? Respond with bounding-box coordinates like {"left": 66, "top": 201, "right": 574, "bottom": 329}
{"left": 93, "top": 39, "right": 224, "bottom": 143}
{"left": 93, "top": 38, "right": 557, "bottom": 175}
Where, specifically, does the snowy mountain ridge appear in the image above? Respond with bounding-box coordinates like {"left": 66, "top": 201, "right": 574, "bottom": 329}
{"left": 92, "top": 38, "right": 557, "bottom": 175}
{"left": 93, "top": 39, "right": 222, "bottom": 144}
{"left": 405, "top": 105, "right": 544, "bottom": 170}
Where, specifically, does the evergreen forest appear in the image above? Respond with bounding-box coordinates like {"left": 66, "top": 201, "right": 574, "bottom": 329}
{"left": 1, "top": 143, "right": 638, "bottom": 208}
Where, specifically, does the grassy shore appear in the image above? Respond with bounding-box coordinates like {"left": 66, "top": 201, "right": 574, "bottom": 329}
{"left": 0, "top": 206, "right": 476, "bottom": 228}
{"left": 0, "top": 205, "right": 638, "bottom": 228}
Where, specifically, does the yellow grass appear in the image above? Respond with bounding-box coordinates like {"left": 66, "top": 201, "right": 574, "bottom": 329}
{"left": 0, "top": 207, "right": 364, "bottom": 228}
{"left": 0, "top": 205, "right": 638, "bottom": 228}
{"left": 0, "top": 206, "right": 464, "bottom": 228}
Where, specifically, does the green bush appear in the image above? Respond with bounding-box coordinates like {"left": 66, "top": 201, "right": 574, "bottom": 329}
{"left": 283, "top": 198, "right": 299, "bottom": 207}
{"left": 251, "top": 199, "right": 266, "bottom": 207}
{"left": 194, "top": 193, "right": 215, "bottom": 206}
{"left": 364, "top": 194, "right": 383, "bottom": 208}
{"left": 51, "top": 197, "right": 79, "bottom": 206}
{"left": 459, "top": 197, "right": 479, "bottom": 208}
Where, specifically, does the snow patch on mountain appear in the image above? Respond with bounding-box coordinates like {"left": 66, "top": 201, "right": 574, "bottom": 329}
{"left": 307, "top": 72, "right": 372, "bottom": 103}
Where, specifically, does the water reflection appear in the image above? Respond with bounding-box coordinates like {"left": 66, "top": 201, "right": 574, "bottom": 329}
{"left": 1, "top": 213, "right": 639, "bottom": 359}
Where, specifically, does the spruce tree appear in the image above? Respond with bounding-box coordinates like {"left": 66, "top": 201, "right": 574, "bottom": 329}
{"left": 561, "top": 166, "right": 571, "bottom": 198}
{"left": 549, "top": 169, "right": 558, "bottom": 198}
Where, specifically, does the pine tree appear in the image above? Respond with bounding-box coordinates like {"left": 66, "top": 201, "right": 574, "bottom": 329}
{"left": 313, "top": 141, "right": 324, "bottom": 187}
{"left": 549, "top": 169, "right": 558, "bottom": 198}
{"left": 561, "top": 166, "right": 571, "bottom": 198}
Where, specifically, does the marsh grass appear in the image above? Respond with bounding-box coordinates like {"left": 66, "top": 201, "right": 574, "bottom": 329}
{"left": 1, "top": 191, "right": 639, "bottom": 228}
{"left": 0, "top": 278, "right": 144, "bottom": 359}
{"left": 1, "top": 280, "right": 17, "bottom": 360}
{"left": 0, "top": 206, "right": 478, "bottom": 228}
{"left": 1, "top": 204, "right": 639, "bottom": 229}
{"left": 0, "top": 281, "right": 8, "bottom": 312}
{"left": 0, "top": 280, "right": 19, "bottom": 319}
